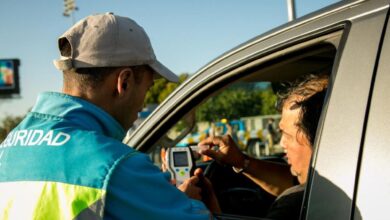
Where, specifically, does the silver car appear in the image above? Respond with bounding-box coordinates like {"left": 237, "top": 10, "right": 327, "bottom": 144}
{"left": 125, "top": 0, "right": 390, "bottom": 219}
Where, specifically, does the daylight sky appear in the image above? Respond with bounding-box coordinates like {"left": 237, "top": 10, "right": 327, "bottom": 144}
{"left": 0, "top": 0, "right": 340, "bottom": 119}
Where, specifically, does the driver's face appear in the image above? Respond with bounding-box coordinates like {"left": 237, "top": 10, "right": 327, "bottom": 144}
{"left": 279, "top": 101, "right": 312, "bottom": 184}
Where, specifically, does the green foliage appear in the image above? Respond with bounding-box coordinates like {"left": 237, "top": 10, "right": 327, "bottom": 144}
{"left": 259, "top": 89, "right": 279, "bottom": 115}
{"left": 145, "top": 73, "right": 189, "bottom": 105}
{"left": 0, "top": 115, "right": 24, "bottom": 142}
{"left": 196, "top": 84, "right": 278, "bottom": 122}
{"left": 144, "top": 74, "right": 278, "bottom": 123}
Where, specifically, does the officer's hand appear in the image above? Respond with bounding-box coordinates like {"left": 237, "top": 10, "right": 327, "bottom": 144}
{"left": 198, "top": 135, "right": 245, "bottom": 168}
{"left": 178, "top": 175, "right": 202, "bottom": 200}
{"left": 160, "top": 147, "right": 168, "bottom": 172}
{"left": 194, "top": 168, "right": 221, "bottom": 214}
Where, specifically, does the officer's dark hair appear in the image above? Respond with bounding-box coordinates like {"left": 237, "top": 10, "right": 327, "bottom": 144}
{"left": 60, "top": 38, "right": 147, "bottom": 92}
{"left": 63, "top": 67, "right": 119, "bottom": 92}
{"left": 63, "top": 66, "right": 149, "bottom": 94}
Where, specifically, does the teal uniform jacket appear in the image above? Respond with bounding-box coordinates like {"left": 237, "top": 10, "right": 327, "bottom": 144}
{"left": 0, "top": 92, "right": 211, "bottom": 220}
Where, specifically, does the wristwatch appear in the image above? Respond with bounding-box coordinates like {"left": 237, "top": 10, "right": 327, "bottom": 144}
{"left": 232, "top": 156, "right": 250, "bottom": 174}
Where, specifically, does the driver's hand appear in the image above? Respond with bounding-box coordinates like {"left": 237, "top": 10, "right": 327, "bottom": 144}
{"left": 198, "top": 135, "right": 245, "bottom": 168}
{"left": 178, "top": 174, "right": 202, "bottom": 200}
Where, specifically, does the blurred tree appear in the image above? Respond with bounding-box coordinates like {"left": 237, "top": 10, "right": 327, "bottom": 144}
{"left": 144, "top": 76, "right": 278, "bottom": 123}
{"left": 196, "top": 83, "right": 278, "bottom": 122}
{"left": 259, "top": 89, "right": 278, "bottom": 115}
{"left": 145, "top": 73, "right": 189, "bottom": 105}
{"left": 0, "top": 115, "right": 24, "bottom": 142}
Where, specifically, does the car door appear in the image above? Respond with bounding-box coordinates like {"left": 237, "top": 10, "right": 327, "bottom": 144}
{"left": 353, "top": 10, "right": 390, "bottom": 220}
{"left": 303, "top": 1, "right": 390, "bottom": 219}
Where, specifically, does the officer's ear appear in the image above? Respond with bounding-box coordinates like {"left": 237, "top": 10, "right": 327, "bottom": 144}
{"left": 116, "top": 67, "right": 134, "bottom": 97}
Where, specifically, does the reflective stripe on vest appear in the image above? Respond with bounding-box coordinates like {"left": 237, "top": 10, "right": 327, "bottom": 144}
{"left": 0, "top": 181, "right": 105, "bottom": 220}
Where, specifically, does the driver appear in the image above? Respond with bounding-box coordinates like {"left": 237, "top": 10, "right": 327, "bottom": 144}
{"left": 198, "top": 73, "right": 328, "bottom": 219}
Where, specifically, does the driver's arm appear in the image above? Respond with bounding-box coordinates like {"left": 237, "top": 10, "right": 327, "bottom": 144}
{"left": 199, "top": 135, "right": 294, "bottom": 196}
{"left": 238, "top": 156, "right": 294, "bottom": 196}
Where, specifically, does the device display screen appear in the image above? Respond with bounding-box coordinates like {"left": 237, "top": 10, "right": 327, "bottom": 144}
{"left": 173, "top": 151, "right": 189, "bottom": 167}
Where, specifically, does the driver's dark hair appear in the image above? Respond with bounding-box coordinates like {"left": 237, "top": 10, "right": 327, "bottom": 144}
{"left": 277, "top": 74, "right": 329, "bottom": 146}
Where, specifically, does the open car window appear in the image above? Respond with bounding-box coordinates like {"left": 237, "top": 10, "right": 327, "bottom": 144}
{"left": 147, "top": 30, "right": 341, "bottom": 166}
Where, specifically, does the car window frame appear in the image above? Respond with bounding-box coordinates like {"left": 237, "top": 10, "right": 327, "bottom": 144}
{"left": 125, "top": 25, "right": 345, "bottom": 152}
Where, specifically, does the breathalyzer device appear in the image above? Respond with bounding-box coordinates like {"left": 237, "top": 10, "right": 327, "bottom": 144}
{"left": 166, "top": 146, "right": 195, "bottom": 187}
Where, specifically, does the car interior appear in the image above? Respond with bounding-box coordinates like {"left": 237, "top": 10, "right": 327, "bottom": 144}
{"left": 139, "top": 30, "right": 343, "bottom": 219}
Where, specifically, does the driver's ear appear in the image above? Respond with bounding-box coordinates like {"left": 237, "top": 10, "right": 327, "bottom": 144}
{"left": 116, "top": 67, "right": 134, "bottom": 97}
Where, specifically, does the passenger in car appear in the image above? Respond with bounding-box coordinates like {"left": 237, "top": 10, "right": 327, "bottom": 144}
{"left": 199, "top": 73, "right": 328, "bottom": 219}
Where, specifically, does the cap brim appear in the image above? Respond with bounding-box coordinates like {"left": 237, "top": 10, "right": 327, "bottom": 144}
{"left": 149, "top": 61, "right": 179, "bottom": 83}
